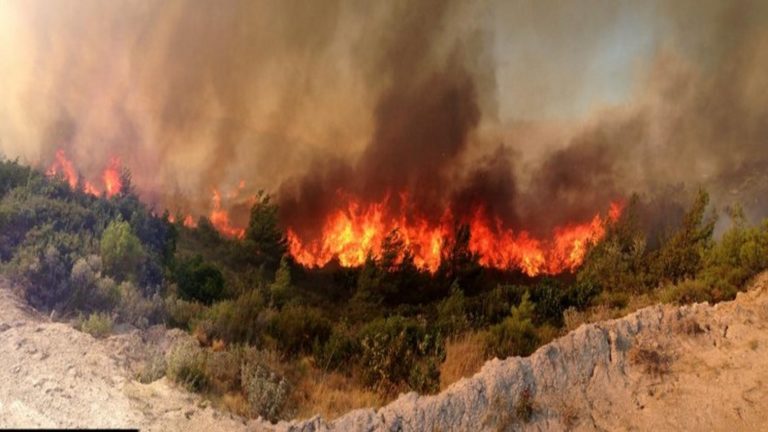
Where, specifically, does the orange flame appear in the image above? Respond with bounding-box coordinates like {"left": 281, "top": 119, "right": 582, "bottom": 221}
{"left": 287, "top": 196, "right": 623, "bottom": 276}
{"left": 45, "top": 150, "right": 123, "bottom": 197}
{"left": 210, "top": 189, "right": 245, "bottom": 239}
{"left": 46, "top": 149, "right": 79, "bottom": 189}
{"left": 102, "top": 158, "right": 123, "bottom": 197}
{"left": 183, "top": 215, "right": 197, "bottom": 228}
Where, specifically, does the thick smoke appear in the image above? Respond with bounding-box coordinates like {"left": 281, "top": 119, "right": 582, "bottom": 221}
{"left": 1, "top": 1, "right": 767, "bottom": 236}
{"left": 278, "top": 0, "right": 495, "bottom": 237}
{"left": 519, "top": 0, "right": 768, "bottom": 230}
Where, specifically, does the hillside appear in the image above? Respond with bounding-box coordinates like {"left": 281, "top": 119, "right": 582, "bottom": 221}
{"left": 2, "top": 273, "right": 767, "bottom": 431}
{"left": 0, "top": 279, "right": 258, "bottom": 431}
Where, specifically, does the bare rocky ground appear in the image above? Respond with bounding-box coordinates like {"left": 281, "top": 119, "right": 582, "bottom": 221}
{"left": 2, "top": 273, "right": 768, "bottom": 431}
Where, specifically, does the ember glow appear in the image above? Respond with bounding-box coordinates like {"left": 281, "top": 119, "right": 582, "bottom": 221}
{"left": 46, "top": 150, "right": 123, "bottom": 198}
{"left": 286, "top": 197, "right": 623, "bottom": 276}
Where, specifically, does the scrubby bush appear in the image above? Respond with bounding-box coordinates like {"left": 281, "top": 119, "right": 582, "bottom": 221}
{"left": 485, "top": 291, "right": 539, "bottom": 359}
{"left": 69, "top": 255, "right": 120, "bottom": 311}
{"left": 0, "top": 158, "right": 34, "bottom": 198}
{"left": 659, "top": 278, "right": 711, "bottom": 305}
{"left": 358, "top": 315, "right": 444, "bottom": 392}
{"left": 164, "top": 294, "right": 206, "bottom": 329}
{"left": 435, "top": 280, "right": 468, "bottom": 336}
{"left": 268, "top": 304, "right": 331, "bottom": 356}
{"left": 6, "top": 225, "right": 90, "bottom": 310}
{"left": 202, "top": 289, "right": 266, "bottom": 344}
{"left": 167, "top": 339, "right": 208, "bottom": 392}
{"left": 136, "top": 351, "right": 167, "bottom": 384}
{"left": 530, "top": 278, "right": 566, "bottom": 327}
{"left": 205, "top": 349, "right": 242, "bottom": 394}
{"left": 698, "top": 213, "right": 768, "bottom": 301}
{"left": 650, "top": 190, "right": 716, "bottom": 284}
{"left": 117, "top": 281, "right": 161, "bottom": 328}
{"left": 100, "top": 218, "right": 146, "bottom": 282}
{"left": 577, "top": 198, "right": 648, "bottom": 295}
{"left": 241, "top": 362, "right": 290, "bottom": 422}
{"left": 174, "top": 255, "right": 226, "bottom": 304}
{"left": 79, "top": 312, "right": 113, "bottom": 338}
{"left": 241, "top": 192, "right": 288, "bottom": 272}
{"left": 269, "top": 256, "right": 293, "bottom": 308}
{"left": 470, "top": 284, "right": 520, "bottom": 326}
{"left": 314, "top": 322, "right": 360, "bottom": 371}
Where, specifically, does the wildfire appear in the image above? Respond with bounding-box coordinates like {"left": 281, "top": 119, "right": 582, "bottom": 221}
{"left": 46, "top": 149, "right": 78, "bottom": 189}
{"left": 46, "top": 150, "right": 123, "bottom": 197}
{"left": 43, "top": 149, "right": 622, "bottom": 276}
{"left": 103, "top": 158, "right": 123, "bottom": 197}
{"left": 287, "top": 197, "right": 623, "bottom": 276}
{"left": 210, "top": 189, "right": 245, "bottom": 239}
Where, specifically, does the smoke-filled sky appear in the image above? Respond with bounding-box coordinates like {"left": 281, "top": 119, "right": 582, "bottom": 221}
{"left": 1, "top": 0, "right": 767, "bottom": 233}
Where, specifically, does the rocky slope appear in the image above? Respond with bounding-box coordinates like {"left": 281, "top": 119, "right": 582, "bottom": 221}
{"left": 284, "top": 273, "right": 768, "bottom": 431}
{"left": 2, "top": 274, "right": 768, "bottom": 431}
{"left": 0, "top": 282, "right": 258, "bottom": 431}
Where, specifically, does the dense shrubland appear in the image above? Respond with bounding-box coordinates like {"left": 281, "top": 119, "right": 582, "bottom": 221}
{"left": 2, "top": 157, "right": 768, "bottom": 421}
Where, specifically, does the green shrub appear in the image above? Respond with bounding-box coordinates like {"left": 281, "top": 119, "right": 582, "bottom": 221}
{"left": 485, "top": 291, "right": 539, "bottom": 359}
{"left": 204, "top": 290, "right": 266, "bottom": 344}
{"left": 472, "top": 284, "right": 519, "bottom": 326}
{"left": 205, "top": 349, "right": 242, "bottom": 394}
{"left": 408, "top": 358, "right": 441, "bottom": 394}
{"left": 69, "top": 255, "right": 120, "bottom": 311}
{"left": 167, "top": 339, "right": 208, "bottom": 392}
{"left": 136, "top": 351, "right": 167, "bottom": 383}
{"left": 530, "top": 278, "right": 566, "bottom": 327}
{"left": 358, "top": 315, "right": 444, "bottom": 391}
{"left": 269, "top": 256, "right": 293, "bottom": 308}
{"left": 0, "top": 158, "right": 34, "bottom": 198}
{"left": 313, "top": 322, "right": 360, "bottom": 371}
{"left": 436, "top": 280, "right": 469, "bottom": 336}
{"left": 100, "top": 218, "right": 146, "bottom": 282}
{"left": 164, "top": 294, "right": 206, "bottom": 329}
{"left": 117, "top": 281, "right": 160, "bottom": 328}
{"left": 79, "top": 312, "right": 113, "bottom": 338}
{"left": 241, "top": 362, "right": 290, "bottom": 423}
{"left": 268, "top": 304, "right": 331, "bottom": 356}
{"left": 698, "top": 215, "right": 768, "bottom": 301}
{"left": 659, "top": 279, "right": 711, "bottom": 305}
{"left": 596, "top": 290, "right": 629, "bottom": 310}
{"left": 174, "top": 255, "right": 226, "bottom": 305}
{"left": 5, "top": 225, "right": 89, "bottom": 310}
{"left": 577, "top": 196, "right": 649, "bottom": 294}
{"left": 241, "top": 191, "right": 288, "bottom": 272}
{"left": 650, "top": 190, "right": 716, "bottom": 284}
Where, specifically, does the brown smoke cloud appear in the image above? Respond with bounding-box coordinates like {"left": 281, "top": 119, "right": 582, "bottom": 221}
{"left": 0, "top": 0, "right": 767, "bottom": 234}
{"left": 519, "top": 0, "right": 768, "bottom": 230}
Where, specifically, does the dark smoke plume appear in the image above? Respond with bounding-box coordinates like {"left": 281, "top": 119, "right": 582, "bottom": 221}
{"left": 1, "top": 1, "right": 767, "bottom": 236}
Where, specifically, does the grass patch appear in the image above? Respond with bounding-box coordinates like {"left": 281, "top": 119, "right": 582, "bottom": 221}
{"left": 78, "top": 312, "right": 113, "bottom": 338}
{"left": 439, "top": 331, "right": 487, "bottom": 390}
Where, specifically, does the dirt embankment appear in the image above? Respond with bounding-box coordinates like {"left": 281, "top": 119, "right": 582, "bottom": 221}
{"left": 0, "top": 283, "right": 259, "bottom": 431}
{"left": 2, "top": 274, "right": 768, "bottom": 431}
